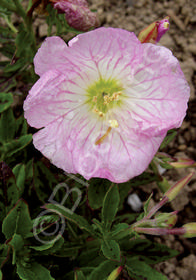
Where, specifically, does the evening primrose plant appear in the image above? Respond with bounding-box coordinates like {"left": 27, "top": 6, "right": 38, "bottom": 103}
{"left": 0, "top": 1, "right": 196, "bottom": 280}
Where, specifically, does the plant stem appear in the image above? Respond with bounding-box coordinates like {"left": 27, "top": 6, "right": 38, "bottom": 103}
{"left": 3, "top": 15, "right": 18, "bottom": 33}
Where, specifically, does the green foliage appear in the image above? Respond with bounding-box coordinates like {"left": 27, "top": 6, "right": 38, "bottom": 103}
{"left": 2, "top": 199, "right": 32, "bottom": 239}
{"left": 102, "top": 184, "right": 120, "bottom": 230}
{"left": 0, "top": 92, "right": 13, "bottom": 112}
{"left": 17, "top": 262, "right": 54, "bottom": 280}
{"left": 0, "top": 162, "right": 19, "bottom": 222}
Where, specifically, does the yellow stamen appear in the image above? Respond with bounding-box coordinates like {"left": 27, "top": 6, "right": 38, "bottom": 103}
{"left": 92, "top": 96, "right": 97, "bottom": 103}
{"left": 109, "top": 119, "right": 119, "bottom": 128}
{"left": 163, "top": 22, "right": 169, "bottom": 29}
{"left": 99, "top": 112, "right": 104, "bottom": 117}
{"left": 95, "top": 127, "right": 112, "bottom": 145}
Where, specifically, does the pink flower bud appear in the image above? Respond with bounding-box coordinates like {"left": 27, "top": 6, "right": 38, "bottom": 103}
{"left": 107, "top": 266, "right": 123, "bottom": 280}
{"left": 52, "top": 0, "right": 99, "bottom": 31}
{"left": 164, "top": 173, "right": 194, "bottom": 202}
{"left": 183, "top": 223, "right": 196, "bottom": 238}
{"left": 138, "top": 16, "right": 170, "bottom": 44}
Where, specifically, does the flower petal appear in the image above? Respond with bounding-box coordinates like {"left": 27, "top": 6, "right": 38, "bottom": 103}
{"left": 34, "top": 36, "right": 68, "bottom": 76}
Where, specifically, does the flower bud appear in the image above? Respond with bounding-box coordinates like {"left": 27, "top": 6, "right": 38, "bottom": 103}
{"left": 169, "top": 158, "right": 196, "bottom": 168}
{"left": 155, "top": 211, "right": 178, "bottom": 228}
{"left": 107, "top": 266, "right": 123, "bottom": 280}
{"left": 52, "top": 0, "right": 99, "bottom": 31}
{"left": 138, "top": 16, "right": 170, "bottom": 44}
{"left": 183, "top": 223, "right": 196, "bottom": 238}
{"left": 164, "top": 173, "right": 194, "bottom": 202}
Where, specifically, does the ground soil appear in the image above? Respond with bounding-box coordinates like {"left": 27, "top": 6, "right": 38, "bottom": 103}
{"left": 1, "top": 0, "right": 196, "bottom": 279}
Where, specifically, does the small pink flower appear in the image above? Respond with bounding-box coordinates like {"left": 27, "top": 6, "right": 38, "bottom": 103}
{"left": 51, "top": 0, "right": 99, "bottom": 31}
{"left": 24, "top": 28, "right": 189, "bottom": 183}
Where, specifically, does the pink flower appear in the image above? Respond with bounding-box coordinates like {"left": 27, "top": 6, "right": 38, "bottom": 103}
{"left": 51, "top": 0, "right": 99, "bottom": 31}
{"left": 24, "top": 28, "right": 189, "bottom": 183}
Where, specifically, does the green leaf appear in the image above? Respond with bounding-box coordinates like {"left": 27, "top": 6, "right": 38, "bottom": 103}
{"left": 87, "top": 178, "right": 110, "bottom": 210}
{"left": 0, "top": 270, "right": 2, "bottom": 280}
{"left": 126, "top": 257, "right": 168, "bottom": 280}
{"left": 0, "top": 162, "right": 19, "bottom": 222}
{"left": 12, "top": 163, "right": 25, "bottom": 195}
{"left": 143, "top": 193, "right": 153, "bottom": 216}
{"left": 44, "top": 203, "right": 95, "bottom": 235}
{"left": 74, "top": 269, "right": 85, "bottom": 280}
{"left": 101, "top": 240, "right": 121, "bottom": 261}
{"left": 17, "top": 262, "right": 54, "bottom": 280}
{"left": 0, "top": 92, "right": 13, "bottom": 112}
{"left": 2, "top": 199, "right": 32, "bottom": 239}
{"left": 160, "top": 130, "right": 177, "bottom": 150}
{"left": 102, "top": 184, "right": 119, "bottom": 230}
{"left": 111, "top": 223, "right": 129, "bottom": 240}
{"left": 33, "top": 161, "right": 59, "bottom": 203}
{"left": 0, "top": 107, "right": 15, "bottom": 143}
{"left": 0, "top": 244, "right": 9, "bottom": 267}
{"left": 8, "top": 234, "right": 24, "bottom": 264}
{"left": 120, "top": 239, "right": 178, "bottom": 264}
{"left": 88, "top": 260, "right": 120, "bottom": 280}
{"left": 3, "top": 134, "right": 32, "bottom": 157}
{"left": 118, "top": 181, "right": 132, "bottom": 210}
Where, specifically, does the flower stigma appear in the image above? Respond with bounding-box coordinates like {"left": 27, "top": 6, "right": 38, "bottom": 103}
{"left": 86, "top": 78, "right": 124, "bottom": 145}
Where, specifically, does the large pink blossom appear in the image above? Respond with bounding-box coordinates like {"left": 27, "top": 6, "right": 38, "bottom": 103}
{"left": 24, "top": 28, "right": 189, "bottom": 183}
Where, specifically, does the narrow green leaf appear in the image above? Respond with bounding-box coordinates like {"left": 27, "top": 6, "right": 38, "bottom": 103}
{"left": 111, "top": 223, "right": 129, "bottom": 239}
{"left": 74, "top": 269, "right": 85, "bottom": 280}
{"left": 2, "top": 199, "right": 32, "bottom": 239}
{"left": 120, "top": 239, "right": 178, "bottom": 264}
{"left": 3, "top": 134, "right": 32, "bottom": 157}
{"left": 88, "top": 260, "right": 120, "bottom": 280}
{"left": 87, "top": 178, "right": 110, "bottom": 210}
{"left": 101, "top": 240, "right": 121, "bottom": 261}
{"left": 126, "top": 257, "right": 168, "bottom": 280}
{"left": 160, "top": 130, "right": 177, "bottom": 150}
{"left": 44, "top": 203, "right": 95, "bottom": 235}
{"left": 0, "top": 162, "right": 19, "bottom": 222}
{"left": 17, "top": 262, "right": 55, "bottom": 280}
{"left": 8, "top": 234, "right": 24, "bottom": 264}
{"left": 12, "top": 163, "right": 25, "bottom": 195}
{"left": 0, "top": 270, "right": 2, "bottom": 280}
{"left": 0, "top": 92, "right": 13, "bottom": 112}
{"left": 0, "top": 107, "right": 15, "bottom": 143}
{"left": 33, "top": 161, "right": 58, "bottom": 203}
{"left": 102, "top": 184, "right": 120, "bottom": 230}
{"left": 143, "top": 193, "right": 153, "bottom": 216}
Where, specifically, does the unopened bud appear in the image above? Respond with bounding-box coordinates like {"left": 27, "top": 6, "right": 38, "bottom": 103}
{"left": 164, "top": 173, "right": 194, "bottom": 202}
{"left": 52, "top": 0, "right": 99, "bottom": 31}
{"left": 155, "top": 211, "right": 178, "bottom": 228}
{"left": 183, "top": 223, "right": 196, "bottom": 238}
{"left": 107, "top": 266, "right": 123, "bottom": 280}
{"left": 138, "top": 16, "right": 170, "bottom": 44}
{"left": 169, "top": 158, "right": 196, "bottom": 168}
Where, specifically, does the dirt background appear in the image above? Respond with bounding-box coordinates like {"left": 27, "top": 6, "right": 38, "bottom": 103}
{"left": 1, "top": 0, "right": 196, "bottom": 279}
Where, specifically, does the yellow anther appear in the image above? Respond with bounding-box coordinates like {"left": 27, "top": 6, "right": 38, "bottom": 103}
{"left": 109, "top": 119, "right": 119, "bottom": 128}
{"left": 93, "top": 107, "right": 99, "bottom": 113}
{"left": 92, "top": 96, "right": 97, "bottom": 103}
{"left": 99, "top": 112, "right": 104, "bottom": 117}
{"left": 163, "top": 22, "right": 169, "bottom": 29}
{"left": 103, "top": 95, "right": 111, "bottom": 105}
